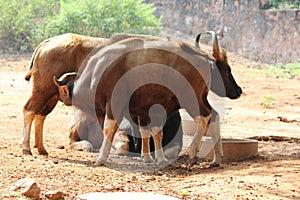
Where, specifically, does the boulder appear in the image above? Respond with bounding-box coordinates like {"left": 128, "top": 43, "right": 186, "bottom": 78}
{"left": 44, "top": 190, "right": 65, "bottom": 200}
{"left": 9, "top": 178, "right": 41, "bottom": 199}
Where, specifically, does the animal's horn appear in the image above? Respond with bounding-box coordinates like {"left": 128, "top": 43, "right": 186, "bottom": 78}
{"left": 195, "top": 33, "right": 201, "bottom": 48}
{"left": 206, "top": 31, "right": 223, "bottom": 61}
{"left": 53, "top": 76, "right": 61, "bottom": 87}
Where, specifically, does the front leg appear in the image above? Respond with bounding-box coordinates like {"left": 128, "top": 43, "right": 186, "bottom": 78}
{"left": 209, "top": 110, "right": 223, "bottom": 167}
{"left": 189, "top": 115, "right": 211, "bottom": 165}
{"left": 95, "top": 116, "right": 118, "bottom": 166}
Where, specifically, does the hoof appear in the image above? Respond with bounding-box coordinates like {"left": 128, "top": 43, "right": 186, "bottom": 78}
{"left": 94, "top": 159, "right": 106, "bottom": 167}
{"left": 209, "top": 162, "right": 220, "bottom": 168}
{"left": 38, "top": 148, "right": 49, "bottom": 156}
{"left": 22, "top": 149, "right": 32, "bottom": 155}
{"left": 143, "top": 157, "right": 155, "bottom": 164}
{"left": 142, "top": 154, "right": 154, "bottom": 164}
{"left": 189, "top": 157, "right": 198, "bottom": 166}
{"left": 157, "top": 159, "right": 171, "bottom": 166}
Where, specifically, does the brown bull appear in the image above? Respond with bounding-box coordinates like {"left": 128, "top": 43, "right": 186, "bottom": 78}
{"left": 22, "top": 33, "right": 106, "bottom": 155}
{"left": 21, "top": 33, "right": 183, "bottom": 157}
{"left": 54, "top": 37, "right": 242, "bottom": 166}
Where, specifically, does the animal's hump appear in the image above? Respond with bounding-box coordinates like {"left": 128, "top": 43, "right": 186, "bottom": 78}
{"left": 179, "top": 41, "right": 209, "bottom": 57}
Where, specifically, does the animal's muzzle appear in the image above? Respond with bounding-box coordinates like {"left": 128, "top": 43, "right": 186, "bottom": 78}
{"left": 234, "top": 86, "right": 243, "bottom": 99}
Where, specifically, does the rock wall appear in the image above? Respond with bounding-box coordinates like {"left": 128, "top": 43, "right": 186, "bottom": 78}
{"left": 146, "top": 0, "right": 300, "bottom": 65}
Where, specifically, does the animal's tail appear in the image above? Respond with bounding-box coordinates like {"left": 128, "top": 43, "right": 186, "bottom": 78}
{"left": 25, "top": 39, "right": 49, "bottom": 81}
{"left": 24, "top": 48, "right": 37, "bottom": 81}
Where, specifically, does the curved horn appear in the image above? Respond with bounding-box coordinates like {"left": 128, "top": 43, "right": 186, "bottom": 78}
{"left": 206, "top": 31, "right": 223, "bottom": 61}
{"left": 53, "top": 72, "right": 78, "bottom": 87}
{"left": 53, "top": 76, "right": 61, "bottom": 87}
{"left": 194, "top": 33, "right": 201, "bottom": 48}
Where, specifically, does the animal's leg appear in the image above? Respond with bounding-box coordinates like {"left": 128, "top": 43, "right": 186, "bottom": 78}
{"left": 140, "top": 127, "right": 153, "bottom": 163}
{"left": 151, "top": 126, "right": 169, "bottom": 165}
{"left": 33, "top": 95, "right": 58, "bottom": 155}
{"left": 21, "top": 93, "right": 57, "bottom": 155}
{"left": 95, "top": 116, "right": 118, "bottom": 166}
{"left": 20, "top": 109, "right": 35, "bottom": 155}
{"left": 189, "top": 115, "right": 211, "bottom": 165}
{"left": 33, "top": 115, "right": 48, "bottom": 155}
{"left": 162, "top": 110, "right": 183, "bottom": 160}
{"left": 70, "top": 140, "right": 94, "bottom": 152}
{"left": 209, "top": 110, "right": 223, "bottom": 167}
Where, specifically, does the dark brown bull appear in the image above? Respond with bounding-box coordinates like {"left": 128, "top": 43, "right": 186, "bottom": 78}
{"left": 21, "top": 33, "right": 183, "bottom": 157}
{"left": 54, "top": 36, "right": 242, "bottom": 166}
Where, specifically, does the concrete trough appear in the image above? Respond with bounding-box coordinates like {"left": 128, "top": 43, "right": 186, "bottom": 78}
{"left": 199, "top": 137, "right": 258, "bottom": 162}
{"left": 182, "top": 120, "right": 258, "bottom": 161}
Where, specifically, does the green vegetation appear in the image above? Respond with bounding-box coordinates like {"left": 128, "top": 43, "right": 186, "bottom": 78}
{"left": 270, "top": 0, "right": 300, "bottom": 9}
{"left": 261, "top": 95, "right": 276, "bottom": 108}
{"left": 0, "top": 0, "right": 161, "bottom": 53}
{"left": 179, "top": 190, "right": 190, "bottom": 198}
{"left": 251, "top": 62, "right": 300, "bottom": 79}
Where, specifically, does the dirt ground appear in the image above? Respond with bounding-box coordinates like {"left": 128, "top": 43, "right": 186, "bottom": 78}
{"left": 0, "top": 52, "right": 299, "bottom": 200}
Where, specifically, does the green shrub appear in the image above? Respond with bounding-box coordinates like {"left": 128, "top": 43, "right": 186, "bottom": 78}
{"left": 0, "top": 0, "right": 59, "bottom": 52}
{"left": 270, "top": 0, "right": 300, "bottom": 9}
{"left": 41, "top": 0, "right": 161, "bottom": 38}
{"left": 0, "top": 0, "right": 161, "bottom": 53}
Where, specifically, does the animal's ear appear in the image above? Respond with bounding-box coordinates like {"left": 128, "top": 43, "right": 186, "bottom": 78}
{"left": 59, "top": 85, "right": 70, "bottom": 98}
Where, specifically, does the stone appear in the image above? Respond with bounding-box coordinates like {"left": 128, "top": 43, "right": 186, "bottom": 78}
{"left": 9, "top": 178, "right": 41, "bottom": 199}
{"left": 44, "top": 190, "right": 65, "bottom": 200}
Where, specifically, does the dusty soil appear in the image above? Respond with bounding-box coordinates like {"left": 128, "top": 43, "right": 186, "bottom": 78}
{"left": 0, "top": 53, "right": 299, "bottom": 199}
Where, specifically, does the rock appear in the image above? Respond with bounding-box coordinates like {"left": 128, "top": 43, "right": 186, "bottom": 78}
{"left": 9, "top": 178, "right": 41, "bottom": 199}
{"left": 44, "top": 190, "right": 65, "bottom": 200}
{"left": 75, "top": 192, "right": 178, "bottom": 200}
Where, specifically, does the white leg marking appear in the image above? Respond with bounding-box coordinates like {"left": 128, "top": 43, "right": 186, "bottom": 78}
{"left": 95, "top": 117, "right": 118, "bottom": 166}
{"left": 210, "top": 113, "right": 223, "bottom": 166}
{"left": 164, "top": 144, "right": 181, "bottom": 160}
{"left": 151, "top": 126, "right": 169, "bottom": 165}
{"left": 21, "top": 110, "right": 35, "bottom": 155}
{"left": 189, "top": 115, "right": 211, "bottom": 162}
{"left": 140, "top": 127, "right": 153, "bottom": 163}
{"left": 34, "top": 115, "right": 48, "bottom": 155}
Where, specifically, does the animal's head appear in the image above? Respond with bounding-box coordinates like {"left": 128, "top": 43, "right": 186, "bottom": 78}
{"left": 53, "top": 72, "right": 77, "bottom": 106}
{"left": 195, "top": 31, "right": 242, "bottom": 99}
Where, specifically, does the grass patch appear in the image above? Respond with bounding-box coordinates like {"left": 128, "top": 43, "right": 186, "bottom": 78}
{"left": 261, "top": 95, "right": 276, "bottom": 108}
{"left": 250, "top": 62, "right": 300, "bottom": 78}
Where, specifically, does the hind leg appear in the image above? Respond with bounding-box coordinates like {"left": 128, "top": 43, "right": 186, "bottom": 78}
{"left": 21, "top": 109, "right": 35, "bottom": 155}
{"left": 151, "top": 126, "right": 169, "bottom": 165}
{"left": 21, "top": 94, "right": 58, "bottom": 155}
{"left": 140, "top": 127, "right": 153, "bottom": 163}
{"left": 33, "top": 95, "right": 58, "bottom": 155}
{"left": 33, "top": 115, "right": 48, "bottom": 155}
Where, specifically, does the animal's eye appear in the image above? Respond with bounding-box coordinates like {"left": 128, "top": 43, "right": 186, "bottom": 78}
{"left": 226, "top": 68, "right": 231, "bottom": 73}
